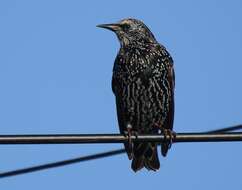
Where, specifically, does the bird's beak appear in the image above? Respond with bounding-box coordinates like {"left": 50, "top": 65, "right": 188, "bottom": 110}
{"left": 96, "top": 23, "right": 121, "bottom": 32}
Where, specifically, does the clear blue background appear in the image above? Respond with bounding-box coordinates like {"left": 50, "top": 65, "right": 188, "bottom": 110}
{"left": 0, "top": 0, "right": 242, "bottom": 189}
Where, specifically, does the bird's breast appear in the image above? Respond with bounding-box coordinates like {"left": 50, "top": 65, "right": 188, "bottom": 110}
{"left": 113, "top": 46, "right": 172, "bottom": 131}
{"left": 117, "top": 73, "right": 170, "bottom": 131}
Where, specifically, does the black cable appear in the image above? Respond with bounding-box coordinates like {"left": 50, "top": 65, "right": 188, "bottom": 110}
{"left": 0, "top": 149, "right": 125, "bottom": 178}
{"left": 206, "top": 124, "right": 242, "bottom": 133}
{"left": 0, "top": 124, "right": 241, "bottom": 178}
{"left": 1, "top": 132, "right": 242, "bottom": 144}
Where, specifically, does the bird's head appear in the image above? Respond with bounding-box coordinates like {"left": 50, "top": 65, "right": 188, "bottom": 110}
{"left": 97, "top": 18, "right": 157, "bottom": 47}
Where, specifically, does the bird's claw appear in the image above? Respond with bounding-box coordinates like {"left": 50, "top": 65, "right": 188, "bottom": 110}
{"left": 124, "top": 124, "right": 138, "bottom": 160}
{"left": 162, "top": 129, "right": 176, "bottom": 149}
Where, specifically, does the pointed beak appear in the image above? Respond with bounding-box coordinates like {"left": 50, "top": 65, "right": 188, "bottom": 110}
{"left": 96, "top": 23, "right": 121, "bottom": 32}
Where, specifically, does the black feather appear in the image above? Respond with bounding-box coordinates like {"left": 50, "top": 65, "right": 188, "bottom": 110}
{"left": 99, "top": 18, "right": 175, "bottom": 172}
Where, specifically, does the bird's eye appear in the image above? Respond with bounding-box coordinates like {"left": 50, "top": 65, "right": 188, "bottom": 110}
{"left": 122, "top": 24, "right": 130, "bottom": 31}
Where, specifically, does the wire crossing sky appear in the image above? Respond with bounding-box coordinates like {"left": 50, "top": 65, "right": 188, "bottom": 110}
{"left": 0, "top": 125, "right": 241, "bottom": 179}
{"left": 0, "top": 0, "right": 242, "bottom": 190}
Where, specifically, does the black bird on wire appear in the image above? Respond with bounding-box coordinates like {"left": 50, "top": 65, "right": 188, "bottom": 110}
{"left": 97, "top": 18, "right": 175, "bottom": 172}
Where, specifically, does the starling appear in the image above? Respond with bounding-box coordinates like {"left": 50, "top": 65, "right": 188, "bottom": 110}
{"left": 97, "top": 18, "right": 175, "bottom": 172}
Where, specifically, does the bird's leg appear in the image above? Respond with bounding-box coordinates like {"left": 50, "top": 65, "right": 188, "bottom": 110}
{"left": 154, "top": 123, "right": 176, "bottom": 147}
{"left": 124, "top": 123, "right": 136, "bottom": 159}
{"left": 126, "top": 123, "right": 133, "bottom": 151}
{"left": 162, "top": 128, "right": 176, "bottom": 149}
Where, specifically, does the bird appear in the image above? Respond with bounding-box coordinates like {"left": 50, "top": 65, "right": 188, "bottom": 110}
{"left": 97, "top": 18, "right": 175, "bottom": 172}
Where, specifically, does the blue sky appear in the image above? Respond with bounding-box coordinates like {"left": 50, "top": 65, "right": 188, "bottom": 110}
{"left": 0, "top": 0, "right": 242, "bottom": 189}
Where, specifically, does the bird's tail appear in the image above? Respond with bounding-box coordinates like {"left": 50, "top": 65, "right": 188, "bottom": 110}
{"left": 131, "top": 143, "right": 160, "bottom": 172}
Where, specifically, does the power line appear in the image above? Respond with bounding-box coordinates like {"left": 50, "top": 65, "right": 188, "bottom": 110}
{"left": 0, "top": 149, "right": 125, "bottom": 178}
{"left": 1, "top": 132, "right": 242, "bottom": 144}
{"left": 0, "top": 124, "right": 242, "bottom": 178}
{"left": 206, "top": 124, "right": 242, "bottom": 133}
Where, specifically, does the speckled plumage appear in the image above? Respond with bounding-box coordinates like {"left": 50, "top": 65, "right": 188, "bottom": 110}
{"left": 98, "top": 18, "right": 175, "bottom": 172}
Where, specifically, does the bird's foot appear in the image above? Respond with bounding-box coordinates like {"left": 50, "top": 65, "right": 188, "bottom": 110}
{"left": 124, "top": 124, "right": 138, "bottom": 160}
{"left": 162, "top": 129, "right": 176, "bottom": 149}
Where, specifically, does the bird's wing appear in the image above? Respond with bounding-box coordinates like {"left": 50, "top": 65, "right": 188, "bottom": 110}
{"left": 111, "top": 74, "right": 118, "bottom": 95}
{"left": 112, "top": 73, "right": 134, "bottom": 159}
{"left": 169, "top": 61, "right": 175, "bottom": 90}
{"left": 112, "top": 74, "right": 125, "bottom": 132}
{"left": 164, "top": 57, "right": 175, "bottom": 130}
{"left": 157, "top": 44, "right": 175, "bottom": 130}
